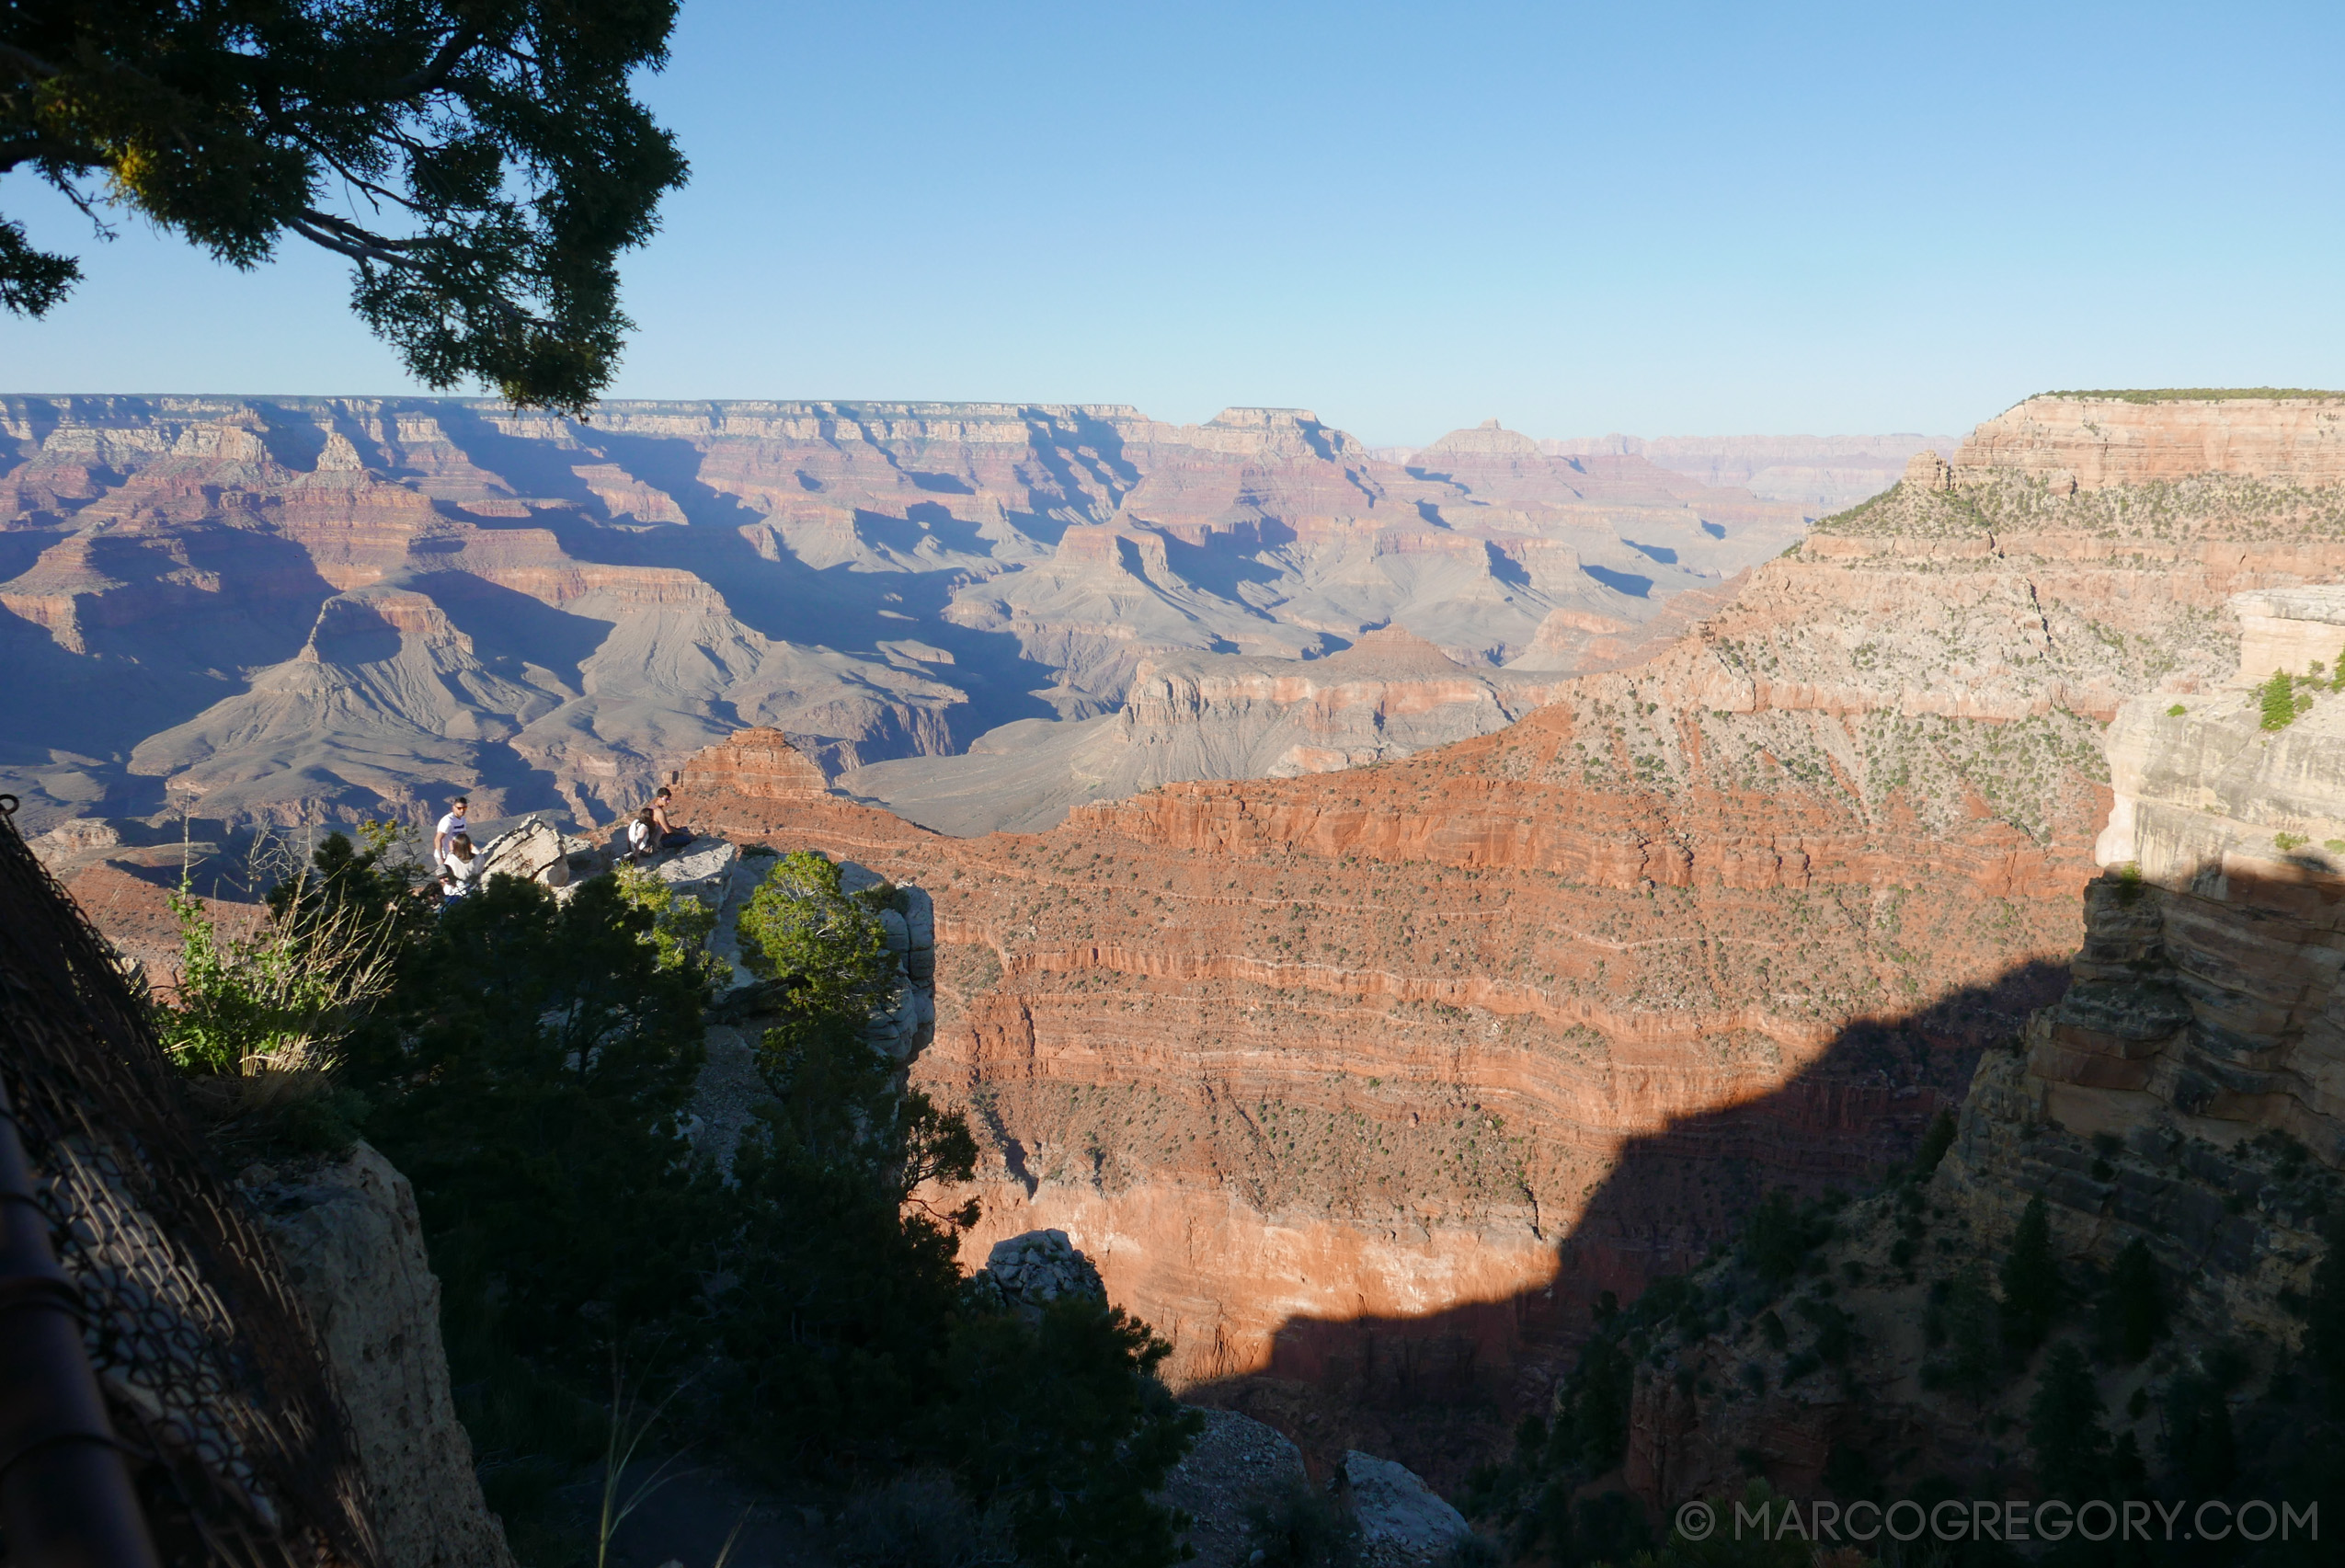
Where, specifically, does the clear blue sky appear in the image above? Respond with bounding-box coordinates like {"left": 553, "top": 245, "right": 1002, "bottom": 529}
{"left": 4, "top": 2, "right": 2339, "bottom": 445}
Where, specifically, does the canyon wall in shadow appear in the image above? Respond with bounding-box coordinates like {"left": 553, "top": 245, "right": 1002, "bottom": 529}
{"left": 657, "top": 395, "right": 2345, "bottom": 1484}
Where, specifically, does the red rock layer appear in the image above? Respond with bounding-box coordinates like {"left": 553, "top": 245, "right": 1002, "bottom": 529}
{"left": 667, "top": 453, "right": 2345, "bottom": 1482}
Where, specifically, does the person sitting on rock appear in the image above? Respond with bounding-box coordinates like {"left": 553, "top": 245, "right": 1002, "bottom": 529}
{"left": 650, "top": 786, "right": 693, "bottom": 852}
{"left": 624, "top": 807, "right": 656, "bottom": 863}
{"left": 442, "top": 831, "right": 483, "bottom": 898}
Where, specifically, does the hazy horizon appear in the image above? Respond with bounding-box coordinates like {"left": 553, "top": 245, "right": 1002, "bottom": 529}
{"left": 6, "top": 1, "right": 2337, "bottom": 445}
{"left": 0, "top": 387, "right": 1971, "bottom": 452}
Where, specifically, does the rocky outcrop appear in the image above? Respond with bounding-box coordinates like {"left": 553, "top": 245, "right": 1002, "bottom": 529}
{"left": 966, "top": 1228, "right": 1108, "bottom": 1317}
{"left": 1154, "top": 1408, "right": 1308, "bottom": 1568}
{"left": 475, "top": 816, "right": 590, "bottom": 888}
{"left": 663, "top": 830, "right": 938, "bottom": 1060}
{"left": 246, "top": 1144, "right": 514, "bottom": 1568}
{"left": 1340, "top": 1451, "right": 1474, "bottom": 1565}
{"left": 1953, "top": 392, "right": 2345, "bottom": 490}
{"left": 2065, "top": 586, "right": 2345, "bottom": 1162}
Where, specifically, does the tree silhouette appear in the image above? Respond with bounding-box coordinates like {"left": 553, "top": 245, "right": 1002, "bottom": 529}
{"left": 2, "top": 2, "right": 687, "bottom": 411}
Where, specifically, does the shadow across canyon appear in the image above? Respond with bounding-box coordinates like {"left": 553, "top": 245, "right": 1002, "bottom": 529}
{"left": 1184, "top": 957, "right": 2070, "bottom": 1483}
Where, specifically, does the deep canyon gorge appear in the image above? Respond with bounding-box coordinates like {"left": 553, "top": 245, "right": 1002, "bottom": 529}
{"left": 0, "top": 397, "right": 1935, "bottom": 838}
{"left": 22, "top": 390, "right": 2345, "bottom": 1519}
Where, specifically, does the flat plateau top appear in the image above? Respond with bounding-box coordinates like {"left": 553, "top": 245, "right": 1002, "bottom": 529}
{"left": 2030, "top": 388, "right": 2345, "bottom": 404}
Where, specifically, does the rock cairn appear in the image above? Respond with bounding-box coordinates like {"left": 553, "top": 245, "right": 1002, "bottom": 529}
{"left": 967, "top": 1229, "right": 1106, "bottom": 1318}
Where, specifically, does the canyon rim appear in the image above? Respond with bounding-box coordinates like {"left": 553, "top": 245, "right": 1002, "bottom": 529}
{"left": 663, "top": 392, "right": 2345, "bottom": 1476}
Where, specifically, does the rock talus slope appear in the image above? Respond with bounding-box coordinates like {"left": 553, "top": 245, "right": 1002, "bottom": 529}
{"left": 666, "top": 394, "right": 2345, "bottom": 1472}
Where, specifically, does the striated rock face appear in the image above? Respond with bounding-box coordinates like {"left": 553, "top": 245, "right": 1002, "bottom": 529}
{"left": 2047, "top": 587, "right": 2345, "bottom": 1163}
{"left": 0, "top": 397, "right": 1796, "bottom": 835}
{"left": 839, "top": 629, "right": 1575, "bottom": 836}
{"left": 1606, "top": 584, "right": 2345, "bottom": 1512}
{"left": 1953, "top": 392, "right": 2345, "bottom": 491}
{"left": 646, "top": 399, "right": 2345, "bottom": 1481}
{"left": 248, "top": 1143, "right": 515, "bottom": 1568}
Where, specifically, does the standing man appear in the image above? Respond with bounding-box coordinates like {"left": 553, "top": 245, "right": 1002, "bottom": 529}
{"left": 434, "top": 796, "right": 470, "bottom": 864}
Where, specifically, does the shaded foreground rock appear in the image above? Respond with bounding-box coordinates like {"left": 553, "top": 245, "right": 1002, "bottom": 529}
{"left": 1154, "top": 1408, "right": 1308, "bottom": 1568}
{"left": 246, "top": 1142, "right": 515, "bottom": 1568}
{"left": 967, "top": 1227, "right": 1106, "bottom": 1319}
{"left": 1341, "top": 1451, "right": 1473, "bottom": 1565}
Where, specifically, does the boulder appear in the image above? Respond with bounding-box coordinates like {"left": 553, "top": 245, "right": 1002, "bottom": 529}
{"left": 968, "top": 1229, "right": 1106, "bottom": 1319}
{"left": 248, "top": 1144, "right": 515, "bottom": 1568}
{"left": 652, "top": 836, "right": 738, "bottom": 908}
{"left": 901, "top": 885, "right": 935, "bottom": 949}
{"left": 1155, "top": 1408, "right": 1309, "bottom": 1568}
{"left": 477, "top": 817, "right": 569, "bottom": 887}
{"left": 1340, "top": 1451, "right": 1471, "bottom": 1564}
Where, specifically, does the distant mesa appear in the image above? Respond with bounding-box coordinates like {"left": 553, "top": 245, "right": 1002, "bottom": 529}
{"left": 0, "top": 389, "right": 2155, "bottom": 840}
{"left": 1947, "top": 391, "right": 2345, "bottom": 490}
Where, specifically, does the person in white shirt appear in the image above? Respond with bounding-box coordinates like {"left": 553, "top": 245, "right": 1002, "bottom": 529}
{"left": 442, "top": 831, "right": 483, "bottom": 898}
{"left": 623, "top": 808, "right": 655, "bottom": 863}
{"left": 434, "top": 796, "right": 470, "bottom": 863}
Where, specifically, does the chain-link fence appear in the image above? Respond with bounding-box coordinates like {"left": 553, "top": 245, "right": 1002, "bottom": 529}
{"left": 0, "top": 795, "right": 374, "bottom": 1568}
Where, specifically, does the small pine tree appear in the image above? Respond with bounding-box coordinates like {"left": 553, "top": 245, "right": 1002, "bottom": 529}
{"left": 1925, "top": 1274, "right": 1999, "bottom": 1400}
{"left": 2260, "top": 669, "right": 2299, "bottom": 730}
{"left": 2028, "top": 1342, "right": 2110, "bottom": 1500}
{"left": 2163, "top": 1373, "right": 2237, "bottom": 1493}
{"left": 2311, "top": 1210, "right": 2345, "bottom": 1411}
{"left": 1999, "top": 1196, "right": 2061, "bottom": 1352}
{"left": 1914, "top": 1109, "right": 1958, "bottom": 1179}
{"left": 2095, "top": 1238, "right": 2167, "bottom": 1362}
{"left": 1744, "top": 1190, "right": 1830, "bottom": 1286}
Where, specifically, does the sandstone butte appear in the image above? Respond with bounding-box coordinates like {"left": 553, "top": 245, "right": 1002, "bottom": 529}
{"left": 663, "top": 392, "right": 2345, "bottom": 1474}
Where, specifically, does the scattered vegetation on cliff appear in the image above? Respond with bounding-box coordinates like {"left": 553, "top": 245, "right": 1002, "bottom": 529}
{"left": 160, "top": 833, "right": 1201, "bottom": 1567}
{"left": 1465, "top": 1089, "right": 2345, "bottom": 1568}
{"left": 1813, "top": 468, "right": 2345, "bottom": 547}
{"left": 2033, "top": 389, "right": 2345, "bottom": 404}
